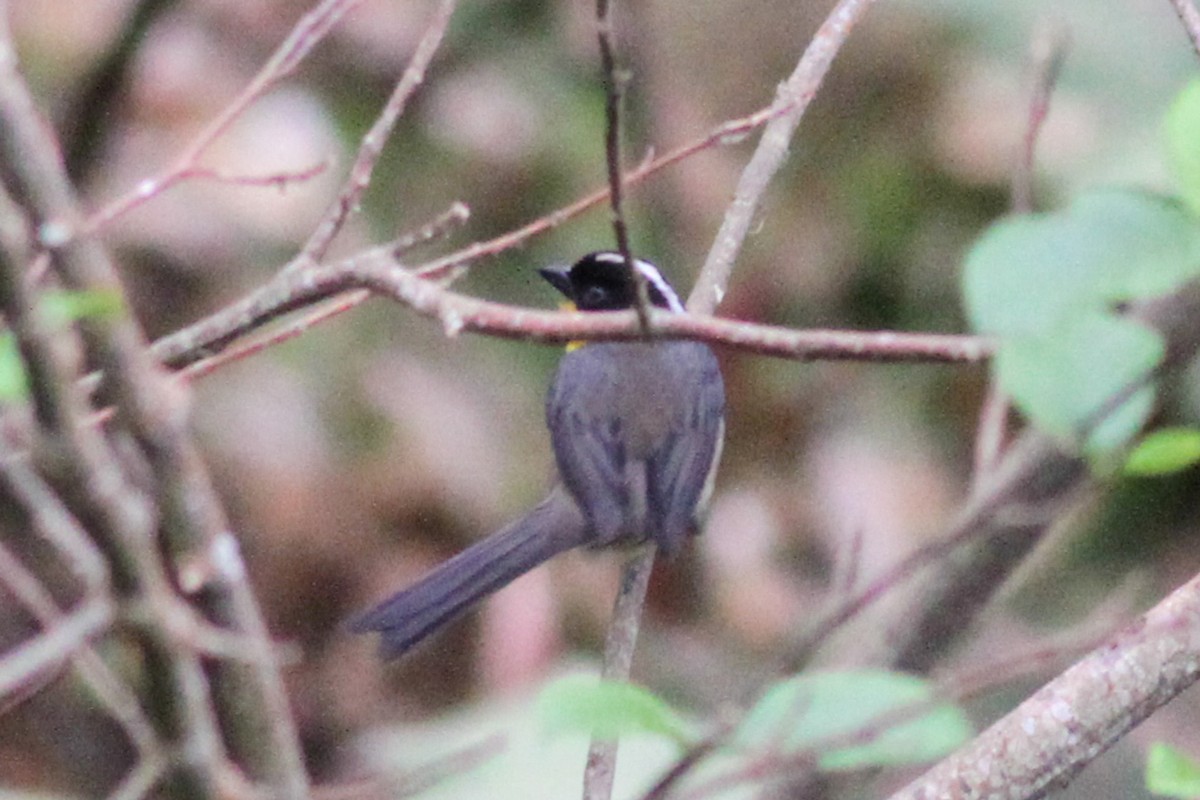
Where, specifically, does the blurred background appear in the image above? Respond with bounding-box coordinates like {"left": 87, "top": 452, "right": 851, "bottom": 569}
{"left": 5, "top": 0, "right": 1200, "bottom": 796}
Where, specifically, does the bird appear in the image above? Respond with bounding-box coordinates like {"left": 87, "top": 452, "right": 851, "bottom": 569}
{"left": 349, "top": 251, "right": 726, "bottom": 659}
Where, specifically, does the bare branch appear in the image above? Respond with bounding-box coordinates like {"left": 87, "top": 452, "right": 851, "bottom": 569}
{"left": 82, "top": 0, "right": 368, "bottom": 237}
{"left": 0, "top": 537, "right": 159, "bottom": 755}
{"left": 176, "top": 160, "right": 331, "bottom": 190}
{"left": 179, "top": 203, "right": 468, "bottom": 381}
{"left": 60, "top": 0, "right": 179, "bottom": 181}
{"left": 0, "top": 431, "right": 109, "bottom": 593}
{"left": 0, "top": 598, "right": 112, "bottom": 699}
{"left": 411, "top": 102, "right": 797, "bottom": 282}
{"left": 298, "top": 0, "right": 459, "bottom": 266}
{"left": 975, "top": 26, "right": 1067, "bottom": 483}
{"left": 889, "top": 569, "right": 1200, "bottom": 800}
{"left": 595, "top": 0, "right": 650, "bottom": 331}
{"left": 149, "top": 100, "right": 801, "bottom": 370}
{"left": 1011, "top": 26, "right": 1068, "bottom": 214}
{"left": 690, "top": 0, "right": 883, "bottom": 315}
{"left": 1168, "top": 0, "right": 1200, "bottom": 59}
{"left": 152, "top": 248, "right": 990, "bottom": 372}
{"left": 107, "top": 755, "right": 168, "bottom": 800}
{"left": 584, "top": 2, "right": 657, "bottom": 793}
{"left": 583, "top": 547, "right": 656, "bottom": 800}
{"left": 0, "top": 4, "right": 308, "bottom": 793}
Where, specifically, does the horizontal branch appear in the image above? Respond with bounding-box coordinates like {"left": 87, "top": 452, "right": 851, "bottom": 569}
{"left": 358, "top": 257, "right": 990, "bottom": 361}
{"left": 153, "top": 251, "right": 990, "bottom": 371}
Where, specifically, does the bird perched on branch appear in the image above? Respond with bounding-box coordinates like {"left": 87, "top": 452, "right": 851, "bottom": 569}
{"left": 350, "top": 251, "right": 726, "bottom": 658}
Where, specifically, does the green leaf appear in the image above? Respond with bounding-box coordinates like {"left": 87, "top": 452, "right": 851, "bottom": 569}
{"left": 734, "top": 670, "right": 971, "bottom": 771}
{"left": 963, "top": 190, "right": 1200, "bottom": 338}
{"left": 1147, "top": 742, "right": 1200, "bottom": 798}
{"left": 536, "top": 675, "right": 691, "bottom": 746}
{"left": 1165, "top": 80, "right": 1200, "bottom": 218}
{"left": 41, "top": 289, "right": 124, "bottom": 326}
{"left": 0, "top": 333, "right": 27, "bottom": 401}
{"left": 961, "top": 189, "right": 1200, "bottom": 456}
{"left": 995, "top": 314, "right": 1162, "bottom": 454}
{"left": 1126, "top": 428, "right": 1200, "bottom": 476}
{"left": 964, "top": 213, "right": 1101, "bottom": 337}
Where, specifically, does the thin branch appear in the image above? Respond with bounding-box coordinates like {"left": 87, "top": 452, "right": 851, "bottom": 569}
{"left": 107, "top": 755, "right": 168, "bottom": 800}
{"left": 888, "top": 568, "right": 1200, "bottom": 800}
{"left": 690, "top": 0, "right": 882, "bottom": 315}
{"left": 0, "top": 434, "right": 109, "bottom": 593}
{"left": 128, "top": 594, "right": 297, "bottom": 666}
{"left": 595, "top": 0, "right": 650, "bottom": 331}
{"left": 976, "top": 26, "right": 1067, "bottom": 482}
{"left": 148, "top": 102, "right": 794, "bottom": 373}
{"left": 298, "top": 0, "right": 458, "bottom": 266}
{"left": 81, "top": 0, "right": 368, "bottom": 237}
{"left": 0, "top": 6, "right": 308, "bottom": 794}
{"left": 0, "top": 432, "right": 159, "bottom": 758}
{"left": 639, "top": 733, "right": 726, "bottom": 800}
{"left": 0, "top": 598, "right": 112, "bottom": 699}
{"left": 583, "top": 547, "right": 657, "bottom": 800}
{"left": 0, "top": 538, "right": 159, "bottom": 754}
{"left": 152, "top": 247, "right": 990, "bottom": 371}
{"left": 410, "top": 102, "right": 794, "bottom": 282}
{"left": 60, "top": 0, "right": 180, "bottom": 181}
{"left": 91, "top": 0, "right": 458, "bottom": 390}
{"left": 178, "top": 290, "right": 370, "bottom": 382}
{"left": 1011, "top": 25, "right": 1067, "bottom": 214}
{"left": 176, "top": 161, "right": 331, "bottom": 190}
{"left": 180, "top": 203, "right": 468, "bottom": 381}
{"left": 1168, "top": 0, "right": 1200, "bottom": 59}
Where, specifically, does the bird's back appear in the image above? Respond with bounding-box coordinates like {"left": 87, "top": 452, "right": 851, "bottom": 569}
{"left": 546, "top": 340, "right": 724, "bottom": 550}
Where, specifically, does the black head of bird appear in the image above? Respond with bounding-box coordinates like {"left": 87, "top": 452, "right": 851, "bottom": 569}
{"left": 538, "top": 251, "right": 684, "bottom": 312}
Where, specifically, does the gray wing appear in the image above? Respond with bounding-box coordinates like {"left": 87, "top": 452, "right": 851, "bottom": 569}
{"left": 645, "top": 343, "right": 725, "bottom": 553}
{"left": 545, "top": 346, "right": 631, "bottom": 544}
{"left": 546, "top": 342, "right": 725, "bottom": 551}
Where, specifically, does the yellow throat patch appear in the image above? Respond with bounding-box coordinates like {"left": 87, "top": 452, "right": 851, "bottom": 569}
{"left": 560, "top": 301, "right": 585, "bottom": 352}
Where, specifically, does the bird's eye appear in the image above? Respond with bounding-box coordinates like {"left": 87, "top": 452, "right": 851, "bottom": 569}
{"left": 580, "top": 286, "right": 608, "bottom": 308}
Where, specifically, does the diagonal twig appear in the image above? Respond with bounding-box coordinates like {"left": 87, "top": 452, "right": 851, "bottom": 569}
{"left": 82, "top": 0, "right": 368, "bottom": 237}
{"left": 1168, "top": 0, "right": 1200, "bottom": 59}
{"left": 297, "top": 0, "right": 458, "bottom": 266}
{"left": 690, "top": 0, "right": 883, "bottom": 316}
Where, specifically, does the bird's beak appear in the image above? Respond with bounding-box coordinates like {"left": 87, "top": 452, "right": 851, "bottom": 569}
{"left": 538, "top": 265, "right": 573, "bottom": 299}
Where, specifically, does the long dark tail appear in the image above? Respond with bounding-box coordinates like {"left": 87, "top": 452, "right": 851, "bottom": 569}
{"left": 348, "top": 487, "right": 590, "bottom": 659}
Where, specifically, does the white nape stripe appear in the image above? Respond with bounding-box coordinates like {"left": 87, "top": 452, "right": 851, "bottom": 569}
{"left": 635, "top": 259, "right": 685, "bottom": 313}
{"left": 592, "top": 252, "right": 684, "bottom": 312}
